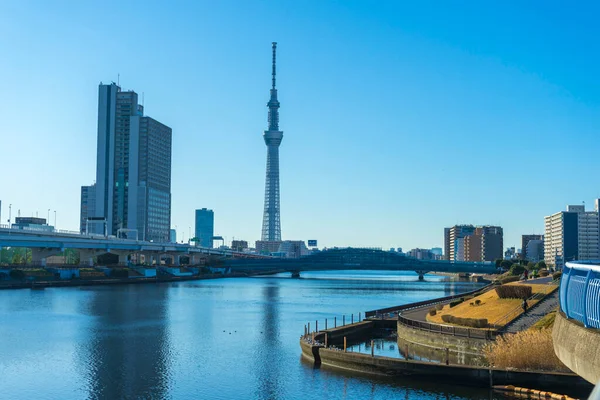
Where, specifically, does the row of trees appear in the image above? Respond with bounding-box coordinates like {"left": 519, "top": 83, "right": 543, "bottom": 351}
{"left": 0, "top": 248, "right": 80, "bottom": 266}
{"left": 495, "top": 258, "right": 548, "bottom": 276}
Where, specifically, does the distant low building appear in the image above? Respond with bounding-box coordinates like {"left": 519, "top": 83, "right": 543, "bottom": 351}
{"left": 407, "top": 248, "right": 436, "bottom": 260}
{"left": 255, "top": 240, "right": 282, "bottom": 255}
{"left": 12, "top": 217, "right": 54, "bottom": 232}
{"left": 232, "top": 240, "right": 248, "bottom": 252}
{"left": 278, "top": 241, "right": 310, "bottom": 258}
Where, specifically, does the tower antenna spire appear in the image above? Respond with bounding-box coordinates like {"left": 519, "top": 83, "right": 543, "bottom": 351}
{"left": 272, "top": 42, "right": 277, "bottom": 89}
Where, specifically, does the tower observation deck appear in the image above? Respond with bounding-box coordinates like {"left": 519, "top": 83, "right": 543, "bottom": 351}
{"left": 261, "top": 42, "right": 283, "bottom": 241}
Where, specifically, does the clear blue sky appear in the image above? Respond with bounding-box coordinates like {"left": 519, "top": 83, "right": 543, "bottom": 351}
{"left": 1, "top": 1, "right": 599, "bottom": 251}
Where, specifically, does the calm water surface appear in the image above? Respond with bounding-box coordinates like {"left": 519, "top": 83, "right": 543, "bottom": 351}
{"left": 0, "top": 271, "right": 509, "bottom": 399}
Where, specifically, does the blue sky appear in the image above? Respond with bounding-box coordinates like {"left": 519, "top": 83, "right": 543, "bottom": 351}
{"left": 1, "top": 1, "right": 599, "bottom": 251}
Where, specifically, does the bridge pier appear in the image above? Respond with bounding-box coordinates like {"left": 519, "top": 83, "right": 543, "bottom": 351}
{"left": 291, "top": 271, "right": 301, "bottom": 278}
{"left": 79, "top": 250, "right": 107, "bottom": 267}
{"left": 31, "top": 248, "right": 62, "bottom": 267}
{"left": 415, "top": 270, "right": 427, "bottom": 281}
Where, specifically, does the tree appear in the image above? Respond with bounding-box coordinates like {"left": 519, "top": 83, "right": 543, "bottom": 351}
{"left": 495, "top": 258, "right": 503, "bottom": 268}
{"left": 12, "top": 252, "right": 23, "bottom": 265}
{"left": 509, "top": 264, "right": 526, "bottom": 276}
{"left": 527, "top": 261, "right": 537, "bottom": 270}
{"left": 500, "top": 260, "right": 513, "bottom": 270}
{"left": 536, "top": 261, "right": 547, "bottom": 270}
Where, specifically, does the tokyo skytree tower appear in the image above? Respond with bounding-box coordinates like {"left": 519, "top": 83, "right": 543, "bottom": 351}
{"left": 261, "top": 42, "right": 283, "bottom": 241}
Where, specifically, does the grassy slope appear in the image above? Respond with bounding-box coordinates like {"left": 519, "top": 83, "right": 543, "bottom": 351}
{"left": 427, "top": 283, "right": 557, "bottom": 328}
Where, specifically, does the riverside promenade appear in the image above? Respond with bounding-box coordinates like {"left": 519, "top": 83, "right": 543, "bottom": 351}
{"left": 299, "top": 279, "right": 593, "bottom": 397}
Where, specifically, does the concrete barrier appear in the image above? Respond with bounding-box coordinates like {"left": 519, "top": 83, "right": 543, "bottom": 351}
{"left": 553, "top": 311, "right": 600, "bottom": 384}
{"left": 310, "top": 345, "right": 592, "bottom": 394}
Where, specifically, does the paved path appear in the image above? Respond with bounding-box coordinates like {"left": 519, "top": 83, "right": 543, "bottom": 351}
{"left": 518, "top": 276, "right": 553, "bottom": 285}
{"left": 501, "top": 290, "right": 559, "bottom": 334}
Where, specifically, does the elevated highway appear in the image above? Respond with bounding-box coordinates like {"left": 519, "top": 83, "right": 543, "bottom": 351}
{"left": 224, "top": 248, "right": 497, "bottom": 277}
{"left": 0, "top": 226, "right": 264, "bottom": 265}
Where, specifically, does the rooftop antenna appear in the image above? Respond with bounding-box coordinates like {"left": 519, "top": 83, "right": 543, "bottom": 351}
{"left": 272, "top": 42, "right": 277, "bottom": 89}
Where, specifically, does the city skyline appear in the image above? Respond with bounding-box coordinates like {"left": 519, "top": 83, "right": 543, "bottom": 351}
{"left": 1, "top": 2, "right": 600, "bottom": 249}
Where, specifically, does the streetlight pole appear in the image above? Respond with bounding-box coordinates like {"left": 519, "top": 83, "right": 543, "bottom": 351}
{"left": 54, "top": 211, "right": 57, "bottom": 231}
{"left": 8, "top": 204, "right": 11, "bottom": 228}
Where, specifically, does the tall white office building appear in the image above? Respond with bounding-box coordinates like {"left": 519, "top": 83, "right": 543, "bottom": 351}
{"left": 94, "top": 83, "right": 172, "bottom": 242}
{"left": 544, "top": 203, "right": 600, "bottom": 269}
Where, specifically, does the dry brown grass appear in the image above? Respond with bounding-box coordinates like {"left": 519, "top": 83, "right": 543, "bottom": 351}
{"left": 483, "top": 329, "right": 570, "bottom": 372}
{"left": 427, "top": 284, "right": 556, "bottom": 328}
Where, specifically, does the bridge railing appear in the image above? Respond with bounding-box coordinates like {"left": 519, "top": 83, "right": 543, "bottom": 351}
{"left": 561, "top": 262, "right": 600, "bottom": 329}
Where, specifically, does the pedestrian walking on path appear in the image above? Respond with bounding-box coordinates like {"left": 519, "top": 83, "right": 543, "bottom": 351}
{"left": 522, "top": 299, "right": 528, "bottom": 313}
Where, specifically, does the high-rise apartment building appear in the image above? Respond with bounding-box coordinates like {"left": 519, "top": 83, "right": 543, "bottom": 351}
{"left": 194, "top": 208, "right": 214, "bottom": 248}
{"left": 521, "top": 234, "right": 543, "bottom": 260}
{"left": 94, "top": 83, "right": 172, "bottom": 242}
{"left": 463, "top": 226, "right": 503, "bottom": 262}
{"left": 80, "top": 184, "right": 96, "bottom": 233}
{"left": 444, "top": 225, "right": 475, "bottom": 261}
{"left": 445, "top": 225, "right": 503, "bottom": 262}
{"left": 526, "top": 240, "right": 544, "bottom": 262}
{"left": 544, "top": 203, "right": 600, "bottom": 269}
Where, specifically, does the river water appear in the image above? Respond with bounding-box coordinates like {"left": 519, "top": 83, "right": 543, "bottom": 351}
{"left": 0, "top": 270, "right": 509, "bottom": 399}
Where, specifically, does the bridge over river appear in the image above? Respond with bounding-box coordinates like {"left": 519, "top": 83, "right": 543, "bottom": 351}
{"left": 224, "top": 248, "right": 497, "bottom": 278}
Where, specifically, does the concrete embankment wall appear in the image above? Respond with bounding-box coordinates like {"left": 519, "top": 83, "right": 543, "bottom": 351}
{"left": 553, "top": 311, "right": 600, "bottom": 384}
{"left": 302, "top": 344, "right": 592, "bottom": 394}
{"left": 397, "top": 321, "right": 490, "bottom": 353}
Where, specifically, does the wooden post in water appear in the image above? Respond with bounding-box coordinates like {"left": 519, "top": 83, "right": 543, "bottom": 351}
{"left": 344, "top": 336, "right": 347, "bottom": 352}
{"left": 446, "top": 347, "right": 449, "bottom": 365}
{"left": 308, "top": 322, "right": 310, "bottom": 334}
{"left": 371, "top": 340, "right": 374, "bottom": 357}
{"left": 316, "top": 320, "right": 318, "bottom": 332}
{"left": 334, "top": 316, "right": 337, "bottom": 328}
{"left": 325, "top": 333, "right": 328, "bottom": 348}
{"left": 343, "top": 315, "right": 345, "bottom": 326}
{"left": 359, "top": 312, "right": 361, "bottom": 321}
{"left": 304, "top": 325, "right": 307, "bottom": 337}
{"left": 351, "top": 314, "right": 354, "bottom": 324}
{"left": 325, "top": 319, "right": 327, "bottom": 330}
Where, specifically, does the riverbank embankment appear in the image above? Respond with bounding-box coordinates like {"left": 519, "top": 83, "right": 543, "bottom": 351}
{"left": 0, "top": 269, "right": 286, "bottom": 290}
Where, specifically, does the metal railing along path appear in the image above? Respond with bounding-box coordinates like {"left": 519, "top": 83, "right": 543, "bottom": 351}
{"left": 365, "top": 283, "right": 494, "bottom": 319}
{"left": 561, "top": 262, "right": 600, "bottom": 329}
{"left": 397, "top": 314, "right": 497, "bottom": 340}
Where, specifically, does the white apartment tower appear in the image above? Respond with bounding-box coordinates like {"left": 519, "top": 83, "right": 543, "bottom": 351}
{"left": 544, "top": 202, "right": 600, "bottom": 269}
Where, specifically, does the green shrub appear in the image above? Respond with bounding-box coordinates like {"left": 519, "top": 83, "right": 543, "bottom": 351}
{"left": 552, "top": 271, "right": 562, "bottom": 281}
{"left": 9, "top": 269, "right": 25, "bottom": 279}
{"left": 429, "top": 308, "right": 436, "bottom": 316}
{"left": 440, "top": 314, "right": 487, "bottom": 328}
{"left": 110, "top": 268, "right": 129, "bottom": 278}
{"left": 500, "top": 276, "right": 520, "bottom": 284}
{"left": 495, "top": 285, "right": 532, "bottom": 299}
{"left": 539, "top": 269, "right": 549, "bottom": 277}
{"left": 449, "top": 299, "right": 463, "bottom": 308}
{"left": 509, "top": 264, "right": 526, "bottom": 276}
{"left": 435, "top": 304, "right": 444, "bottom": 311}
{"left": 475, "top": 299, "right": 481, "bottom": 305}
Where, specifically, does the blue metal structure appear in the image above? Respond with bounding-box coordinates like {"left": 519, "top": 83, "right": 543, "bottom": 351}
{"left": 560, "top": 262, "right": 600, "bottom": 329}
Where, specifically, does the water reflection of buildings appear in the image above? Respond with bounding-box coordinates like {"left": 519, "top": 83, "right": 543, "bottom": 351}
{"left": 254, "top": 283, "right": 282, "bottom": 400}
{"left": 80, "top": 286, "right": 170, "bottom": 399}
